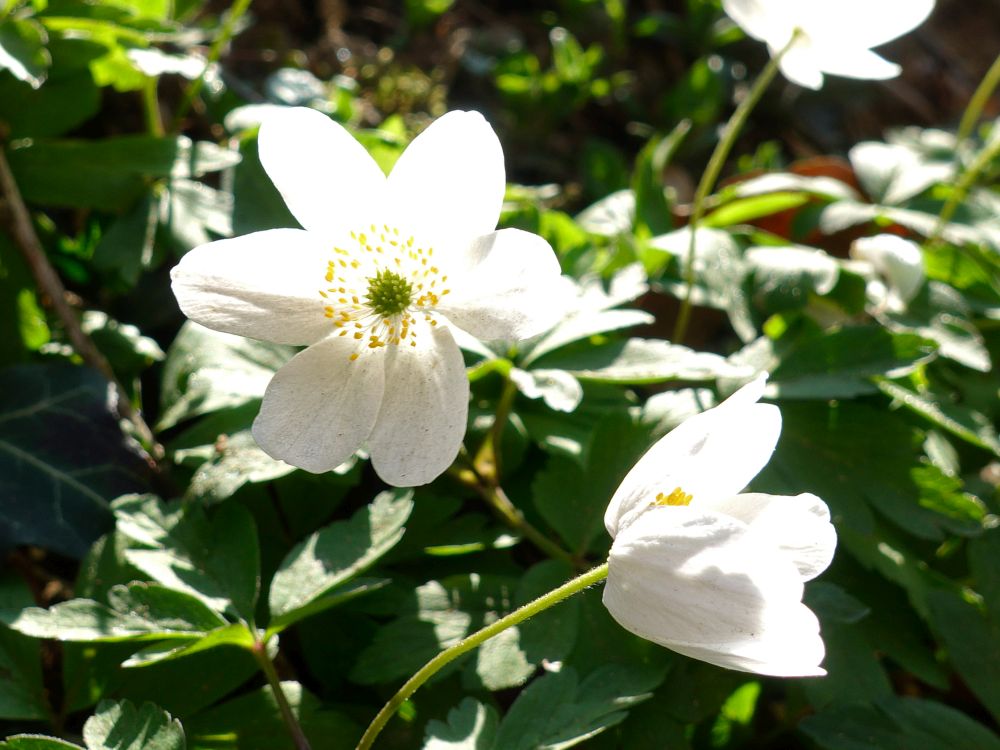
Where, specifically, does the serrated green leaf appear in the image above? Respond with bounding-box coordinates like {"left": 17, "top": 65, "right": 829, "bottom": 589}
{"left": 0, "top": 736, "right": 83, "bottom": 749}
{"left": 83, "top": 700, "right": 185, "bottom": 750}
{"left": 2, "top": 582, "right": 226, "bottom": 642}
{"left": 267, "top": 490, "right": 413, "bottom": 632}
{"left": 766, "top": 326, "right": 937, "bottom": 399}
{"left": 801, "top": 696, "right": 1000, "bottom": 750}
{"left": 183, "top": 681, "right": 358, "bottom": 750}
{"left": 121, "top": 623, "right": 254, "bottom": 668}
{"left": 533, "top": 338, "right": 750, "bottom": 384}
{"left": 158, "top": 322, "right": 292, "bottom": 430}
{"left": 117, "top": 498, "right": 260, "bottom": 620}
{"left": 494, "top": 664, "right": 663, "bottom": 750}
{"left": 424, "top": 699, "right": 499, "bottom": 750}
{"left": 0, "top": 364, "right": 149, "bottom": 557}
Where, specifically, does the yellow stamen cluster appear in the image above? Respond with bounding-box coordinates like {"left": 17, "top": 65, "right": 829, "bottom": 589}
{"left": 654, "top": 487, "right": 693, "bottom": 507}
{"left": 319, "top": 224, "right": 452, "bottom": 362}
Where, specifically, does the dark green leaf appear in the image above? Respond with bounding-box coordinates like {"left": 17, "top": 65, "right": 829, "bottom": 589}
{"left": 0, "top": 364, "right": 149, "bottom": 557}
{"left": 0, "top": 18, "right": 50, "bottom": 88}
{"left": 0, "top": 572, "right": 47, "bottom": 720}
{"left": 267, "top": 490, "right": 413, "bottom": 632}
{"left": 424, "top": 698, "right": 499, "bottom": 750}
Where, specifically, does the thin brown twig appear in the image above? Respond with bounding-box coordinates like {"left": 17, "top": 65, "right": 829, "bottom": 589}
{"left": 0, "top": 141, "right": 162, "bottom": 461}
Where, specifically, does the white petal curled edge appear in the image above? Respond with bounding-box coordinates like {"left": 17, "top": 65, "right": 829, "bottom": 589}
{"left": 367, "top": 319, "right": 469, "bottom": 486}
{"left": 604, "top": 506, "right": 826, "bottom": 677}
{"left": 252, "top": 335, "right": 385, "bottom": 473}
{"left": 258, "top": 106, "right": 386, "bottom": 237}
{"left": 385, "top": 111, "right": 505, "bottom": 252}
{"left": 171, "top": 229, "right": 335, "bottom": 346}
{"left": 438, "top": 229, "right": 565, "bottom": 342}
{"left": 604, "top": 395, "right": 781, "bottom": 538}
{"left": 777, "top": 41, "right": 826, "bottom": 90}
{"left": 704, "top": 492, "right": 837, "bottom": 582}
{"left": 809, "top": 45, "right": 901, "bottom": 81}
{"left": 797, "top": 0, "right": 935, "bottom": 50}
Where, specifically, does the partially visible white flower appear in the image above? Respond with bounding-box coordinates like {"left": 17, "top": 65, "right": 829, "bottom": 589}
{"left": 171, "top": 107, "right": 563, "bottom": 486}
{"left": 602, "top": 375, "right": 837, "bottom": 676}
{"left": 851, "top": 234, "right": 925, "bottom": 312}
{"left": 722, "top": 0, "right": 935, "bottom": 90}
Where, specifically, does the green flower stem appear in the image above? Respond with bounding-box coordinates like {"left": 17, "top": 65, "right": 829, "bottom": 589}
{"left": 474, "top": 375, "right": 518, "bottom": 481}
{"left": 171, "top": 0, "right": 253, "bottom": 130}
{"left": 931, "top": 130, "right": 1000, "bottom": 244}
{"left": 672, "top": 35, "right": 795, "bottom": 344}
{"left": 251, "top": 636, "right": 312, "bottom": 750}
{"left": 956, "top": 51, "right": 1000, "bottom": 145}
{"left": 142, "top": 77, "right": 165, "bottom": 137}
{"left": 354, "top": 562, "right": 611, "bottom": 750}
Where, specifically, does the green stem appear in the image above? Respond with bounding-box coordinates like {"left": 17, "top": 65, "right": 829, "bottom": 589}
{"left": 354, "top": 562, "right": 610, "bottom": 750}
{"left": 142, "top": 77, "right": 165, "bottom": 137}
{"left": 251, "top": 637, "right": 312, "bottom": 750}
{"left": 672, "top": 35, "right": 794, "bottom": 344}
{"left": 171, "top": 0, "right": 253, "bottom": 131}
{"left": 930, "top": 131, "right": 1000, "bottom": 244}
{"left": 956, "top": 51, "right": 1000, "bottom": 145}
{"left": 474, "top": 375, "right": 518, "bottom": 480}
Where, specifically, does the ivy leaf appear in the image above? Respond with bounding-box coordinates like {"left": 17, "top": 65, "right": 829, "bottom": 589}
{"left": 0, "top": 364, "right": 149, "bottom": 557}
{"left": 268, "top": 490, "right": 413, "bottom": 633}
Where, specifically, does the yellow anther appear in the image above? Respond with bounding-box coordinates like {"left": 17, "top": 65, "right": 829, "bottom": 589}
{"left": 654, "top": 487, "right": 693, "bottom": 507}
{"left": 350, "top": 353, "right": 359, "bottom": 361}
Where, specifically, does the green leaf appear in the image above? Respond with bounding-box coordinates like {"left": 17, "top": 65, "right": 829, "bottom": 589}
{"left": 178, "top": 430, "right": 297, "bottom": 505}
{"left": 83, "top": 700, "right": 185, "bottom": 750}
{"left": 2, "top": 582, "right": 227, "bottom": 642}
{"left": 766, "top": 326, "right": 937, "bottom": 399}
{"left": 0, "top": 364, "right": 149, "bottom": 557}
{"left": 0, "top": 737, "right": 83, "bottom": 749}
{"left": 0, "top": 571, "right": 47, "bottom": 720}
{"left": 926, "top": 588, "right": 1000, "bottom": 722}
{"left": 875, "top": 377, "right": 1000, "bottom": 456}
{"left": 183, "top": 682, "right": 359, "bottom": 750}
{"left": 91, "top": 190, "right": 160, "bottom": 285}
{"left": 0, "top": 18, "right": 50, "bottom": 88}
{"left": 532, "top": 414, "right": 652, "bottom": 553}
{"left": 158, "top": 322, "right": 293, "bottom": 430}
{"left": 533, "top": 338, "right": 750, "bottom": 384}
{"left": 493, "top": 664, "right": 663, "bottom": 750}
{"left": 267, "top": 489, "right": 413, "bottom": 632}
{"left": 424, "top": 698, "right": 499, "bottom": 750}
{"left": 6, "top": 136, "right": 239, "bottom": 211}
{"left": 165, "top": 179, "right": 233, "bottom": 253}
{"left": 523, "top": 309, "right": 653, "bottom": 365}
{"left": 231, "top": 135, "right": 297, "bottom": 235}
{"left": 121, "top": 623, "right": 255, "bottom": 668}
{"left": 114, "top": 496, "right": 261, "bottom": 620}
{"left": 704, "top": 193, "right": 811, "bottom": 228}
{"left": 801, "top": 696, "right": 1000, "bottom": 750}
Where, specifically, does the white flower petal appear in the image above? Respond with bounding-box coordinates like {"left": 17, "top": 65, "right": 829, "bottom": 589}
{"left": 385, "top": 111, "right": 505, "bottom": 250}
{"left": 605, "top": 378, "right": 780, "bottom": 538}
{"left": 367, "top": 320, "right": 468, "bottom": 486}
{"left": 797, "top": 0, "right": 935, "bottom": 50}
{"left": 258, "top": 106, "right": 386, "bottom": 236}
{"left": 252, "top": 336, "right": 385, "bottom": 473}
{"left": 809, "top": 46, "right": 901, "bottom": 81}
{"left": 704, "top": 492, "right": 837, "bottom": 581}
{"left": 777, "top": 42, "right": 826, "bottom": 90}
{"left": 438, "top": 229, "right": 565, "bottom": 342}
{"left": 604, "top": 506, "right": 826, "bottom": 677}
{"left": 170, "top": 229, "right": 334, "bottom": 346}
{"left": 852, "top": 234, "right": 925, "bottom": 308}
{"left": 722, "top": 0, "right": 795, "bottom": 41}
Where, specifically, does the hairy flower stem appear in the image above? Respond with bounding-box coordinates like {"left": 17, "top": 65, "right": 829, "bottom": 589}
{"left": 172, "top": 0, "right": 253, "bottom": 130}
{"left": 474, "top": 375, "right": 518, "bottom": 480}
{"left": 956, "top": 51, "right": 1000, "bottom": 145}
{"left": 931, "top": 131, "right": 1000, "bottom": 244}
{"left": 251, "top": 637, "right": 312, "bottom": 750}
{"left": 355, "top": 562, "right": 610, "bottom": 750}
{"left": 672, "top": 35, "right": 795, "bottom": 344}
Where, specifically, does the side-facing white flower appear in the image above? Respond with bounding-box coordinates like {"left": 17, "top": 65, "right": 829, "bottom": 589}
{"left": 171, "top": 107, "right": 563, "bottom": 486}
{"left": 850, "top": 234, "right": 925, "bottom": 312}
{"left": 722, "top": 0, "right": 935, "bottom": 90}
{"left": 602, "top": 376, "right": 837, "bottom": 676}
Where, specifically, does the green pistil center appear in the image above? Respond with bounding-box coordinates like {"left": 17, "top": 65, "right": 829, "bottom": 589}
{"left": 365, "top": 269, "right": 414, "bottom": 317}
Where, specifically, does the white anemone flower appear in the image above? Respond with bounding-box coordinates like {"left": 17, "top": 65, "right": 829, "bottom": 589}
{"left": 171, "top": 107, "right": 563, "bottom": 486}
{"left": 602, "top": 376, "right": 837, "bottom": 676}
{"left": 722, "top": 0, "right": 935, "bottom": 90}
{"left": 850, "top": 234, "right": 925, "bottom": 312}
